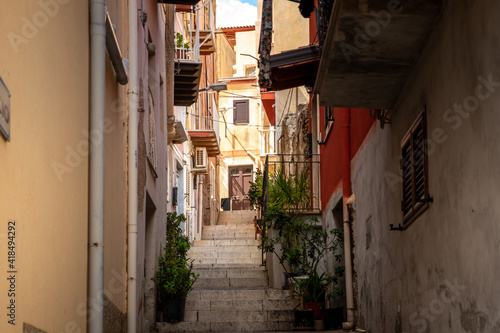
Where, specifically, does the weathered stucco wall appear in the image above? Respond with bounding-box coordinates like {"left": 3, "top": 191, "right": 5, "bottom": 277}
{"left": 273, "top": 0, "right": 309, "bottom": 53}
{"left": 349, "top": 1, "right": 500, "bottom": 332}
{"left": 216, "top": 33, "right": 236, "bottom": 79}
{"left": 0, "top": 1, "right": 89, "bottom": 332}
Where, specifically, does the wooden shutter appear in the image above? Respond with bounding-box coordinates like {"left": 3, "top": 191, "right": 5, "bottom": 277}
{"left": 401, "top": 110, "right": 429, "bottom": 225}
{"left": 233, "top": 100, "right": 249, "bottom": 124}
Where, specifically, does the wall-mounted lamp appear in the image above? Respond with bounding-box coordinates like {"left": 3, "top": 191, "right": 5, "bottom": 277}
{"left": 199, "top": 82, "right": 227, "bottom": 92}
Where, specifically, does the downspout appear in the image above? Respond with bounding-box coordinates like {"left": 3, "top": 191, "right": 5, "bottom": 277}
{"left": 165, "top": 4, "right": 175, "bottom": 143}
{"left": 341, "top": 108, "right": 355, "bottom": 331}
{"left": 89, "top": 0, "right": 106, "bottom": 332}
{"left": 127, "top": 0, "right": 139, "bottom": 332}
{"left": 198, "top": 176, "right": 204, "bottom": 239}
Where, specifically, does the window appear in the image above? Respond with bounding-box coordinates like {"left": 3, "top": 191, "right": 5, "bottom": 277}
{"left": 245, "top": 65, "right": 257, "bottom": 77}
{"left": 401, "top": 110, "right": 431, "bottom": 226}
{"left": 233, "top": 100, "right": 249, "bottom": 124}
{"left": 324, "top": 106, "right": 334, "bottom": 141}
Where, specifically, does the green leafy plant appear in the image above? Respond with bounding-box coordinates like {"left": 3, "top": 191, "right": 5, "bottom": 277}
{"left": 247, "top": 168, "right": 263, "bottom": 211}
{"left": 156, "top": 212, "right": 198, "bottom": 301}
{"left": 260, "top": 211, "right": 344, "bottom": 308}
{"left": 175, "top": 32, "right": 190, "bottom": 49}
{"left": 258, "top": 169, "right": 344, "bottom": 309}
{"left": 268, "top": 169, "right": 311, "bottom": 211}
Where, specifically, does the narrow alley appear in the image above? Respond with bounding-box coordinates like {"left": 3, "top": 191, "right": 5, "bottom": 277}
{"left": 1, "top": 0, "right": 500, "bottom": 333}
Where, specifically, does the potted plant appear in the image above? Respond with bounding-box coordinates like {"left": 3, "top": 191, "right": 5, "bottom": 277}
{"left": 155, "top": 212, "right": 199, "bottom": 323}
{"left": 322, "top": 266, "right": 345, "bottom": 330}
{"left": 247, "top": 168, "right": 263, "bottom": 211}
{"left": 174, "top": 32, "right": 190, "bottom": 59}
{"left": 259, "top": 169, "right": 344, "bottom": 330}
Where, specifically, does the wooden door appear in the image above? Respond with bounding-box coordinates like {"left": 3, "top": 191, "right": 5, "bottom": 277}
{"left": 229, "top": 165, "right": 253, "bottom": 211}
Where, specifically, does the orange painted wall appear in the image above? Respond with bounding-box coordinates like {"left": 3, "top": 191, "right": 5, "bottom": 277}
{"left": 319, "top": 108, "right": 375, "bottom": 211}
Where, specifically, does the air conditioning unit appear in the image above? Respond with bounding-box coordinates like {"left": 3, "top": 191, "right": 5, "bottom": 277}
{"left": 194, "top": 147, "right": 207, "bottom": 169}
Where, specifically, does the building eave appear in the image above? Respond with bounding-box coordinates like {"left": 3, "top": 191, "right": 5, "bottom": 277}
{"left": 188, "top": 130, "right": 220, "bottom": 157}
{"left": 315, "top": 0, "right": 443, "bottom": 109}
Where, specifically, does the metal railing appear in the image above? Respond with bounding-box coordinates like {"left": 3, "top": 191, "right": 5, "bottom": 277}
{"left": 174, "top": 46, "right": 192, "bottom": 61}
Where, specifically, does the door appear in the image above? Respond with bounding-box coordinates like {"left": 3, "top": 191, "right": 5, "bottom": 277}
{"left": 229, "top": 165, "right": 253, "bottom": 210}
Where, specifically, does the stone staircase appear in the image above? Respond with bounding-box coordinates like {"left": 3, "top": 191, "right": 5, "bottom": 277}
{"left": 155, "top": 210, "right": 298, "bottom": 332}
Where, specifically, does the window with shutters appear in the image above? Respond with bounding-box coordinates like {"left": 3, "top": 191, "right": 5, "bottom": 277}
{"left": 401, "top": 110, "right": 431, "bottom": 226}
{"left": 233, "top": 100, "right": 249, "bottom": 125}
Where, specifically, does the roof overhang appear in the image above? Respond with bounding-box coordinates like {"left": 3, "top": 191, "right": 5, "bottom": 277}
{"left": 188, "top": 130, "right": 220, "bottom": 157}
{"left": 315, "top": 0, "right": 443, "bottom": 109}
{"left": 268, "top": 45, "right": 319, "bottom": 91}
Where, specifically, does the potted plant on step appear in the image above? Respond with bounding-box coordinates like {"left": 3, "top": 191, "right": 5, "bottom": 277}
{"left": 322, "top": 265, "right": 345, "bottom": 330}
{"left": 155, "top": 212, "right": 199, "bottom": 323}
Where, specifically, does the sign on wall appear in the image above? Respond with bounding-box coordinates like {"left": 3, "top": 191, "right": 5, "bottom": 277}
{"left": 0, "top": 77, "right": 11, "bottom": 141}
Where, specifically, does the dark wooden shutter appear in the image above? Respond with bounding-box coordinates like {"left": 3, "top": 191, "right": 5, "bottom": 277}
{"left": 401, "top": 110, "right": 429, "bottom": 225}
{"left": 233, "top": 100, "right": 249, "bottom": 124}
{"left": 401, "top": 137, "right": 413, "bottom": 217}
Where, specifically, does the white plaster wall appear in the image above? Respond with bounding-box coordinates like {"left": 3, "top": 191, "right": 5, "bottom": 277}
{"left": 348, "top": 1, "right": 500, "bottom": 332}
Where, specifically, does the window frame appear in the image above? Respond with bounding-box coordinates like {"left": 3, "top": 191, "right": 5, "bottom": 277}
{"left": 400, "top": 109, "right": 431, "bottom": 227}
{"left": 324, "top": 106, "right": 334, "bottom": 141}
{"left": 233, "top": 99, "right": 249, "bottom": 125}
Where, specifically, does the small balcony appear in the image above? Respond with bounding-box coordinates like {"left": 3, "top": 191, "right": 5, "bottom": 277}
{"left": 190, "top": 30, "right": 215, "bottom": 56}
{"left": 174, "top": 45, "right": 202, "bottom": 106}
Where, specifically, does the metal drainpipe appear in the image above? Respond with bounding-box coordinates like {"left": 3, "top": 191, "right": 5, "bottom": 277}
{"left": 127, "top": 0, "right": 139, "bottom": 331}
{"left": 89, "top": 0, "right": 106, "bottom": 332}
{"left": 198, "top": 176, "right": 204, "bottom": 239}
{"left": 341, "top": 107, "right": 355, "bottom": 331}
{"left": 165, "top": 4, "right": 175, "bottom": 143}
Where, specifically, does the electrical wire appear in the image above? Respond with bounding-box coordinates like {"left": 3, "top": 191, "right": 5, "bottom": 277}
{"left": 277, "top": 89, "right": 292, "bottom": 128}
{"left": 186, "top": 112, "right": 276, "bottom": 128}
{"left": 218, "top": 91, "right": 261, "bottom": 99}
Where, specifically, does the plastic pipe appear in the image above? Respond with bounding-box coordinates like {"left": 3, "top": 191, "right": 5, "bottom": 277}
{"left": 341, "top": 108, "right": 355, "bottom": 330}
{"left": 165, "top": 4, "right": 175, "bottom": 143}
{"left": 89, "top": 0, "right": 106, "bottom": 332}
{"left": 127, "top": 0, "right": 139, "bottom": 332}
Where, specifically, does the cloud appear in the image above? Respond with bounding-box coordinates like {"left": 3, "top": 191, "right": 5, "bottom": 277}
{"left": 216, "top": 0, "right": 257, "bottom": 28}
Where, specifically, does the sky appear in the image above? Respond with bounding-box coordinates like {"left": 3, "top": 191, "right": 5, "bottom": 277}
{"left": 216, "top": 0, "right": 258, "bottom": 28}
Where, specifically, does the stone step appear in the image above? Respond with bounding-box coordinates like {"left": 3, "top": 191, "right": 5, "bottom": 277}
{"left": 185, "top": 297, "right": 298, "bottom": 312}
{"left": 156, "top": 320, "right": 293, "bottom": 332}
{"left": 193, "top": 277, "right": 269, "bottom": 288}
{"left": 193, "top": 268, "right": 268, "bottom": 279}
{"left": 192, "top": 257, "right": 262, "bottom": 265}
{"left": 218, "top": 210, "right": 258, "bottom": 222}
{"left": 201, "top": 233, "right": 256, "bottom": 240}
{"left": 189, "top": 245, "right": 260, "bottom": 254}
{"left": 194, "top": 239, "right": 260, "bottom": 247}
{"left": 204, "top": 225, "right": 255, "bottom": 231}
{"left": 190, "top": 251, "right": 261, "bottom": 260}
{"left": 187, "top": 288, "right": 294, "bottom": 302}
{"left": 193, "top": 263, "right": 265, "bottom": 270}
